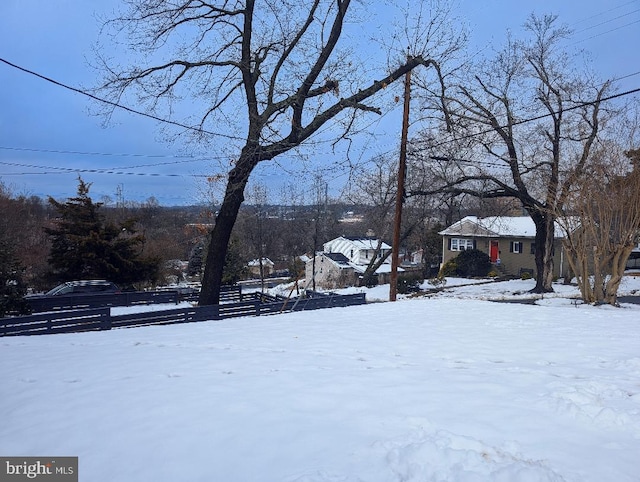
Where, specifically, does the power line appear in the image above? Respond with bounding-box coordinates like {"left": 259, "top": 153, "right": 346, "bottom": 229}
{"left": 0, "top": 57, "right": 239, "bottom": 141}
{"left": 572, "top": 18, "right": 640, "bottom": 45}
{"left": 429, "top": 86, "right": 640, "bottom": 151}
{"left": 2, "top": 60, "right": 638, "bottom": 189}
{"left": 0, "top": 160, "right": 210, "bottom": 178}
{"left": 572, "top": 0, "right": 640, "bottom": 26}
{"left": 573, "top": 8, "right": 640, "bottom": 35}
{"left": 0, "top": 145, "right": 193, "bottom": 159}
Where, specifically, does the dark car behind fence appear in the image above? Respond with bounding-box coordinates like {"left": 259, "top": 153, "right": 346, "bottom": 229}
{"left": 23, "top": 285, "right": 242, "bottom": 313}
{"left": 1, "top": 288, "right": 366, "bottom": 337}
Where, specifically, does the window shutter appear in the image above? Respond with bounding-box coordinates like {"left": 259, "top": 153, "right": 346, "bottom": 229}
{"left": 448, "top": 238, "right": 452, "bottom": 250}
{"left": 510, "top": 241, "right": 514, "bottom": 253}
{"left": 473, "top": 240, "right": 477, "bottom": 250}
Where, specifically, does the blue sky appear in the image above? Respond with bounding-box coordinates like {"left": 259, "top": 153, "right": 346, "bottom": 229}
{"left": 0, "top": 0, "right": 638, "bottom": 206}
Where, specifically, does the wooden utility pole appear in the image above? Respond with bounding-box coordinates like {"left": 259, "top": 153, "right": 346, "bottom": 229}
{"left": 390, "top": 65, "right": 411, "bottom": 301}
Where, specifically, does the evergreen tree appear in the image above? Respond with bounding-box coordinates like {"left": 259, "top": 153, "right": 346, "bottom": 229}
{"left": 187, "top": 242, "right": 205, "bottom": 278}
{"left": 45, "top": 178, "right": 160, "bottom": 287}
{"left": 221, "top": 238, "right": 247, "bottom": 285}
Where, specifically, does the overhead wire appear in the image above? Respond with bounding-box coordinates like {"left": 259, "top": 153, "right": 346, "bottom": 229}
{"left": 1, "top": 5, "right": 639, "bottom": 190}
{"left": 0, "top": 57, "right": 241, "bottom": 142}
{"left": 0, "top": 160, "right": 210, "bottom": 177}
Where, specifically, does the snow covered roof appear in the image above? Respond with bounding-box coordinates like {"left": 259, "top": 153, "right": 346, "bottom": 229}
{"left": 439, "top": 216, "right": 566, "bottom": 239}
{"left": 324, "top": 236, "right": 391, "bottom": 254}
{"left": 248, "top": 258, "right": 274, "bottom": 267}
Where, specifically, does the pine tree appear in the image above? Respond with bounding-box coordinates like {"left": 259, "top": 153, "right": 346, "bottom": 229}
{"left": 45, "top": 178, "right": 160, "bottom": 287}
{"left": 221, "top": 238, "right": 247, "bottom": 285}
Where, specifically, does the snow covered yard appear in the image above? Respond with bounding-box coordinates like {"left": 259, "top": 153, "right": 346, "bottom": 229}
{"left": 2, "top": 280, "right": 640, "bottom": 481}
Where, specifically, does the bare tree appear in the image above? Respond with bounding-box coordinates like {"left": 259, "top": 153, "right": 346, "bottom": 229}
{"left": 95, "top": 0, "right": 461, "bottom": 304}
{"left": 309, "top": 173, "right": 332, "bottom": 292}
{"left": 411, "top": 14, "right": 612, "bottom": 293}
{"left": 243, "top": 182, "right": 270, "bottom": 292}
{"left": 558, "top": 148, "right": 640, "bottom": 305}
{"left": 0, "top": 184, "right": 51, "bottom": 290}
{"left": 344, "top": 153, "right": 436, "bottom": 284}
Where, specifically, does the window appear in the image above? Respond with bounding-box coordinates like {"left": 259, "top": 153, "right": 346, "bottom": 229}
{"left": 451, "top": 238, "right": 474, "bottom": 251}
{"left": 530, "top": 243, "right": 536, "bottom": 255}
{"left": 510, "top": 241, "right": 523, "bottom": 254}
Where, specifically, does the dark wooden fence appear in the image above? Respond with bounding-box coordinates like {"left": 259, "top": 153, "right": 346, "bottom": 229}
{"left": 25, "top": 285, "right": 241, "bottom": 313}
{"left": 0, "top": 290, "right": 366, "bottom": 337}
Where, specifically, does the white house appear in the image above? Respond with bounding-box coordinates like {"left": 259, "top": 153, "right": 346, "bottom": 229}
{"left": 247, "top": 257, "right": 275, "bottom": 277}
{"left": 306, "top": 236, "right": 399, "bottom": 289}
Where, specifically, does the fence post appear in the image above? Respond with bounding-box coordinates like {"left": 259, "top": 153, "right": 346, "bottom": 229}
{"left": 100, "top": 309, "right": 112, "bottom": 331}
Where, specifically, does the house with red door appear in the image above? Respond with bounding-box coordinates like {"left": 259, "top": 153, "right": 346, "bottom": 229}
{"left": 439, "top": 216, "right": 569, "bottom": 278}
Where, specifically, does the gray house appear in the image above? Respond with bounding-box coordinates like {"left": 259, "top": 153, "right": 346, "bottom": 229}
{"left": 306, "top": 236, "right": 398, "bottom": 289}
{"left": 439, "top": 216, "right": 569, "bottom": 278}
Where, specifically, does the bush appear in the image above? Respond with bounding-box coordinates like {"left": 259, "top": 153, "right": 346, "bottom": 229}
{"left": 441, "top": 249, "right": 492, "bottom": 278}
{"left": 397, "top": 273, "right": 423, "bottom": 294}
{"left": 428, "top": 277, "right": 447, "bottom": 289}
{"left": 438, "top": 258, "right": 458, "bottom": 278}
{"left": 455, "top": 249, "right": 491, "bottom": 277}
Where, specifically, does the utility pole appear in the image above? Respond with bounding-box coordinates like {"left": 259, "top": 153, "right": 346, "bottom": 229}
{"left": 390, "top": 63, "right": 411, "bottom": 301}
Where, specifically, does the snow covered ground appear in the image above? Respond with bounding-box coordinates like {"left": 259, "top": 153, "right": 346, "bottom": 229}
{"left": 2, "top": 277, "right": 640, "bottom": 481}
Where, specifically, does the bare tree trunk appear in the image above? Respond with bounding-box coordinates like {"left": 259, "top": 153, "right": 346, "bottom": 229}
{"left": 530, "top": 211, "right": 555, "bottom": 293}
{"left": 199, "top": 155, "right": 256, "bottom": 305}
{"left": 605, "top": 245, "right": 634, "bottom": 305}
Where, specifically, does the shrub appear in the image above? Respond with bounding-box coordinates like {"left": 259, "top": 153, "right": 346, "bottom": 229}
{"left": 438, "top": 258, "right": 458, "bottom": 278}
{"left": 397, "top": 273, "right": 423, "bottom": 294}
{"left": 521, "top": 271, "right": 533, "bottom": 280}
{"left": 455, "top": 249, "right": 491, "bottom": 277}
{"left": 448, "top": 249, "right": 492, "bottom": 278}
{"left": 428, "top": 277, "right": 447, "bottom": 289}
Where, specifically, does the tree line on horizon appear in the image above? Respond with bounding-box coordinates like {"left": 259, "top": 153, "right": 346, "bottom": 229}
{"left": 0, "top": 170, "right": 466, "bottom": 315}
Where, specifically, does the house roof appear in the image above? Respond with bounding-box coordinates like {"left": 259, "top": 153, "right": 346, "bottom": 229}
{"left": 439, "top": 216, "right": 566, "bottom": 238}
{"left": 248, "top": 258, "right": 274, "bottom": 267}
{"left": 324, "top": 236, "right": 391, "bottom": 254}
{"left": 323, "top": 252, "right": 351, "bottom": 267}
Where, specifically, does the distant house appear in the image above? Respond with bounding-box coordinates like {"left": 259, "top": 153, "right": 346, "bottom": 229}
{"left": 439, "top": 216, "right": 569, "bottom": 278}
{"left": 306, "top": 236, "right": 400, "bottom": 289}
{"left": 247, "top": 258, "right": 275, "bottom": 278}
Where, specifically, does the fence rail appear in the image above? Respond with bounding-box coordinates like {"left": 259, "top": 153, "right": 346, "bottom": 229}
{"left": 1, "top": 290, "right": 366, "bottom": 337}
{"left": 25, "top": 285, "right": 241, "bottom": 313}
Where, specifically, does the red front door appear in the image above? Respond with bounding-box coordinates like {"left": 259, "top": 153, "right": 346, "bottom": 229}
{"left": 490, "top": 240, "right": 499, "bottom": 263}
